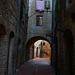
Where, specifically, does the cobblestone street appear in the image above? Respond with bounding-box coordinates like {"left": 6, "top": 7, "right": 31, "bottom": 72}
{"left": 16, "top": 58, "right": 56, "bottom": 75}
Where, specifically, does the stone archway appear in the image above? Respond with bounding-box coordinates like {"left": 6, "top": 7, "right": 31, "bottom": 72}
{"left": 64, "top": 29, "right": 73, "bottom": 75}
{"left": 7, "top": 31, "right": 14, "bottom": 75}
{"left": 26, "top": 36, "right": 51, "bottom": 61}
{"left": 26, "top": 36, "right": 50, "bottom": 47}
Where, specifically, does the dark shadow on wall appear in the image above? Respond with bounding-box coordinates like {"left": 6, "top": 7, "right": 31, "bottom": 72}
{"left": 16, "top": 38, "right": 21, "bottom": 69}
{"left": 0, "top": 24, "right": 7, "bottom": 75}
{"left": 63, "top": 29, "right": 74, "bottom": 75}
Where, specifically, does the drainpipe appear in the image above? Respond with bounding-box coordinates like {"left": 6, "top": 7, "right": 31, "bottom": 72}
{"left": 54, "top": 0, "right": 58, "bottom": 75}
{"left": 16, "top": 0, "right": 20, "bottom": 36}
{"left": 51, "top": 0, "right": 58, "bottom": 75}
{"left": 53, "top": 0, "right": 58, "bottom": 37}
{"left": 51, "top": 0, "right": 55, "bottom": 67}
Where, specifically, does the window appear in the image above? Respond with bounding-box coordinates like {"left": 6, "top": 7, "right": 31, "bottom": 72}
{"left": 45, "top": 1, "right": 50, "bottom": 9}
{"left": 36, "top": 15, "right": 43, "bottom": 26}
{"left": 43, "top": 42, "right": 45, "bottom": 46}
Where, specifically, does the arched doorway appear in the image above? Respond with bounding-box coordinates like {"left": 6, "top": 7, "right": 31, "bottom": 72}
{"left": 7, "top": 31, "right": 14, "bottom": 75}
{"left": 26, "top": 36, "right": 51, "bottom": 61}
{"left": 64, "top": 29, "right": 73, "bottom": 75}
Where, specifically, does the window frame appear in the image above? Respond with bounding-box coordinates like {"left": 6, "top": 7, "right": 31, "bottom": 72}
{"left": 36, "top": 15, "right": 43, "bottom": 26}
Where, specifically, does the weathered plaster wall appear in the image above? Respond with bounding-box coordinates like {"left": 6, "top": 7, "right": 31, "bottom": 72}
{"left": 27, "top": 0, "right": 52, "bottom": 42}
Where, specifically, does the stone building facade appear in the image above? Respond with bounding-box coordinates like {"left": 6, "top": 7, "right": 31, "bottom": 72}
{"left": 40, "top": 40, "right": 51, "bottom": 58}
{"left": 0, "top": 0, "right": 28, "bottom": 75}
{"left": 26, "top": 0, "right": 53, "bottom": 60}
{"left": 27, "top": 0, "right": 53, "bottom": 42}
{"left": 52, "top": 0, "right": 75, "bottom": 75}
{"left": 29, "top": 40, "right": 51, "bottom": 60}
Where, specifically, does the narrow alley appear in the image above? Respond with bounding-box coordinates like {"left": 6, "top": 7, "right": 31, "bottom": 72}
{"left": 16, "top": 58, "right": 55, "bottom": 75}
{"left": 0, "top": 0, "right": 75, "bottom": 75}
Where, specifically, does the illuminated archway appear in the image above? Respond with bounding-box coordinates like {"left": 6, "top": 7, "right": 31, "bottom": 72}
{"left": 26, "top": 36, "right": 51, "bottom": 61}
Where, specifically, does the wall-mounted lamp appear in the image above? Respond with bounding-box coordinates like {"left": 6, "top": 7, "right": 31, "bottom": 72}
{"left": 45, "top": 1, "right": 50, "bottom": 9}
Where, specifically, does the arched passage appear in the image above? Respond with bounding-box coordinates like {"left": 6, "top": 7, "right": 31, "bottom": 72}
{"left": 26, "top": 36, "right": 50, "bottom": 47}
{"left": 26, "top": 36, "right": 51, "bottom": 61}
{"left": 7, "top": 31, "right": 14, "bottom": 75}
{"left": 64, "top": 29, "right": 74, "bottom": 75}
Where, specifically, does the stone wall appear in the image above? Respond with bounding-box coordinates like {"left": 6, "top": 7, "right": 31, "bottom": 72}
{"left": 40, "top": 40, "right": 51, "bottom": 58}
{"left": 53, "top": 0, "right": 75, "bottom": 75}
{"left": 27, "top": 0, "right": 52, "bottom": 43}
{"left": 0, "top": 0, "right": 28, "bottom": 75}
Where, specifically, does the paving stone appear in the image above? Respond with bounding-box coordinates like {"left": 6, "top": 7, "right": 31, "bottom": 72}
{"left": 16, "top": 58, "right": 56, "bottom": 75}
